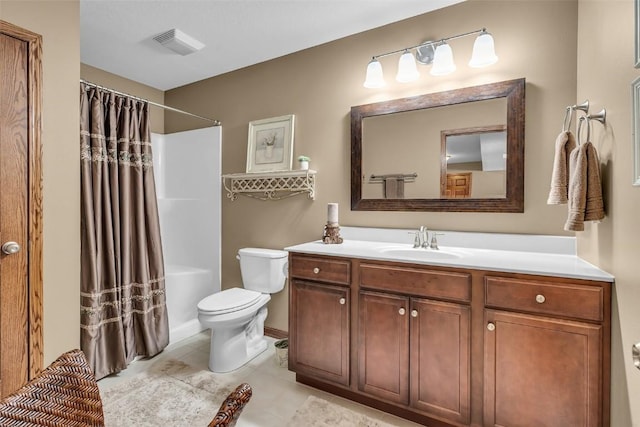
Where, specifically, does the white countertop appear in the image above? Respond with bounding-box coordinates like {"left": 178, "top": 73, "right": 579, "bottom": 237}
{"left": 285, "top": 227, "right": 614, "bottom": 283}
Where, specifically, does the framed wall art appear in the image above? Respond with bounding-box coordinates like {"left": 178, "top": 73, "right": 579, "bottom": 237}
{"left": 246, "top": 114, "right": 295, "bottom": 173}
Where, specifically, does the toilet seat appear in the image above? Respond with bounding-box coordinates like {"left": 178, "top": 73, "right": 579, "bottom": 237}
{"left": 197, "top": 287, "right": 263, "bottom": 315}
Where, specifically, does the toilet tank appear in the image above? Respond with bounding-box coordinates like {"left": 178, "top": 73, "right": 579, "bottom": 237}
{"left": 238, "top": 248, "right": 288, "bottom": 293}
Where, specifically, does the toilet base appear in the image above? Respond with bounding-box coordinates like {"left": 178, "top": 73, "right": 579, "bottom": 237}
{"left": 207, "top": 306, "right": 269, "bottom": 373}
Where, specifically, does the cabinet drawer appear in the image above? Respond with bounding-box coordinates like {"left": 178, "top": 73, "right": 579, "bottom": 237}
{"left": 360, "top": 263, "right": 471, "bottom": 303}
{"left": 485, "top": 276, "right": 603, "bottom": 322}
{"left": 290, "top": 254, "right": 350, "bottom": 285}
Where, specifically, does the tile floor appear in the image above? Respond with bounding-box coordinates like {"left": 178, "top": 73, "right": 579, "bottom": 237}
{"left": 97, "top": 331, "right": 423, "bottom": 427}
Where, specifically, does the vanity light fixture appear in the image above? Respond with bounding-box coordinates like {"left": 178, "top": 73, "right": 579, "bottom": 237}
{"left": 363, "top": 28, "right": 498, "bottom": 88}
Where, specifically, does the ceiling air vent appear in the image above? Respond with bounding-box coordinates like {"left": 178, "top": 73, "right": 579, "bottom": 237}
{"left": 153, "top": 29, "right": 205, "bottom": 56}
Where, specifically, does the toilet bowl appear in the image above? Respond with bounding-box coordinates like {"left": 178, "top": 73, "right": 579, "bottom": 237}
{"left": 197, "top": 248, "right": 287, "bottom": 373}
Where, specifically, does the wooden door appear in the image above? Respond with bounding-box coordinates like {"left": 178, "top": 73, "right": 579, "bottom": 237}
{"left": 484, "top": 309, "right": 602, "bottom": 427}
{"left": 358, "top": 290, "right": 409, "bottom": 404}
{"left": 410, "top": 298, "right": 470, "bottom": 424}
{"left": 444, "top": 172, "right": 472, "bottom": 198}
{"left": 0, "top": 21, "right": 43, "bottom": 397}
{"left": 289, "top": 280, "right": 349, "bottom": 385}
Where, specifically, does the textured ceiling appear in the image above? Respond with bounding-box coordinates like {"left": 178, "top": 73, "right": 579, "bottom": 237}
{"left": 80, "top": 0, "right": 463, "bottom": 90}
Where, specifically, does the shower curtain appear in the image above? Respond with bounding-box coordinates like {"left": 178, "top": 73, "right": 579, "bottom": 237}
{"left": 80, "top": 83, "right": 168, "bottom": 379}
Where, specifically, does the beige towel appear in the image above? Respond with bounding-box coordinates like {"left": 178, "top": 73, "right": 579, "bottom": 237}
{"left": 564, "top": 141, "right": 605, "bottom": 231}
{"left": 384, "top": 177, "right": 404, "bottom": 199}
{"left": 547, "top": 131, "right": 576, "bottom": 204}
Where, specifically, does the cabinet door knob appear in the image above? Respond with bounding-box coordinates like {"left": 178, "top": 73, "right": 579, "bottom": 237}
{"left": 339, "top": 297, "right": 346, "bottom": 305}
{"left": 487, "top": 323, "right": 496, "bottom": 331}
{"left": 399, "top": 308, "right": 406, "bottom": 315}
{"left": 313, "top": 267, "right": 320, "bottom": 274}
{"left": 535, "top": 294, "right": 546, "bottom": 304}
{"left": 411, "top": 310, "right": 418, "bottom": 318}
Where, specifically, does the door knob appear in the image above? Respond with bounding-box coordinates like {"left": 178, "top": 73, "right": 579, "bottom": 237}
{"left": 487, "top": 323, "right": 496, "bottom": 331}
{"left": 398, "top": 308, "right": 406, "bottom": 315}
{"left": 1, "top": 241, "right": 20, "bottom": 255}
{"left": 339, "top": 297, "right": 346, "bottom": 305}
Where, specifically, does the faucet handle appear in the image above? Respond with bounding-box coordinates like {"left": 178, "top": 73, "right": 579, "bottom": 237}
{"left": 409, "top": 231, "right": 421, "bottom": 248}
{"left": 430, "top": 233, "right": 444, "bottom": 250}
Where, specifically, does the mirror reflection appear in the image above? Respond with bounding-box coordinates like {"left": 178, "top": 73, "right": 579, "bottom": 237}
{"left": 361, "top": 99, "right": 507, "bottom": 200}
{"left": 441, "top": 125, "right": 507, "bottom": 198}
{"left": 351, "top": 78, "right": 525, "bottom": 212}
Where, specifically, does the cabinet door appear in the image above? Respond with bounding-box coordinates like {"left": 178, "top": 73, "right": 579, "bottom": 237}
{"left": 289, "top": 280, "right": 349, "bottom": 385}
{"left": 484, "top": 309, "right": 602, "bottom": 427}
{"left": 358, "top": 291, "right": 409, "bottom": 404}
{"left": 410, "top": 298, "right": 470, "bottom": 424}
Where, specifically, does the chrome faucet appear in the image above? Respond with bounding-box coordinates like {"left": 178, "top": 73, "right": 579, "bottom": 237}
{"left": 420, "top": 226, "right": 429, "bottom": 249}
{"left": 410, "top": 226, "right": 430, "bottom": 248}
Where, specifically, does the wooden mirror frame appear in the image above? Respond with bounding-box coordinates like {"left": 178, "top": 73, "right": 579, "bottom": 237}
{"left": 350, "top": 78, "right": 525, "bottom": 212}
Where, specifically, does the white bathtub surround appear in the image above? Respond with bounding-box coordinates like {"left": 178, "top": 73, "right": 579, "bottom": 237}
{"left": 286, "top": 226, "right": 613, "bottom": 282}
{"left": 153, "top": 127, "right": 221, "bottom": 344}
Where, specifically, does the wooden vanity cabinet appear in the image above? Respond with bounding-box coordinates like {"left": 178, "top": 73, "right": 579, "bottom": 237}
{"left": 288, "top": 255, "right": 350, "bottom": 386}
{"left": 288, "top": 253, "right": 611, "bottom": 427}
{"left": 483, "top": 275, "right": 609, "bottom": 427}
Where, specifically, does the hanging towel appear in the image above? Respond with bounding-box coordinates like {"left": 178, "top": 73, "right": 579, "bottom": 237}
{"left": 564, "top": 141, "right": 604, "bottom": 231}
{"left": 547, "top": 131, "right": 576, "bottom": 204}
{"left": 384, "top": 177, "right": 404, "bottom": 199}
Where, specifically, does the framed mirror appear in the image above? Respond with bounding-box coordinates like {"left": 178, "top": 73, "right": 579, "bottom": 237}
{"left": 351, "top": 78, "right": 525, "bottom": 212}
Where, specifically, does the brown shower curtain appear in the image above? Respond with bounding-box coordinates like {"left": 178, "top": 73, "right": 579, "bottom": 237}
{"left": 80, "top": 83, "right": 168, "bottom": 379}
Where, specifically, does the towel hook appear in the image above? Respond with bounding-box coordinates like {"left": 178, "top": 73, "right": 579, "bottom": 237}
{"left": 562, "top": 100, "right": 589, "bottom": 132}
{"left": 586, "top": 108, "right": 606, "bottom": 125}
{"left": 577, "top": 108, "right": 606, "bottom": 144}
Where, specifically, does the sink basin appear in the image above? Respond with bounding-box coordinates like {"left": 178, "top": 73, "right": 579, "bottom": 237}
{"left": 379, "top": 247, "right": 465, "bottom": 261}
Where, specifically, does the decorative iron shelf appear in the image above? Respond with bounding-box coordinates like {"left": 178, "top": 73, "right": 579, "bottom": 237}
{"left": 222, "top": 170, "right": 316, "bottom": 201}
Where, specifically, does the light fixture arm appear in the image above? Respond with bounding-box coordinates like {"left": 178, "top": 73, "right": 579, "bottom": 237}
{"left": 371, "top": 28, "right": 487, "bottom": 60}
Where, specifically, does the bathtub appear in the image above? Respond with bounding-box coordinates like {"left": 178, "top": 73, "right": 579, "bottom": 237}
{"left": 164, "top": 264, "right": 214, "bottom": 344}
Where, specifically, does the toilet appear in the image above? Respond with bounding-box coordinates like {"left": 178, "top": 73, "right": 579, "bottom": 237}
{"left": 197, "top": 247, "right": 288, "bottom": 372}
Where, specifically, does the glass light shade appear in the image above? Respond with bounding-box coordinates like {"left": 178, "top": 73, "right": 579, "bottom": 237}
{"left": 469, "top": 31, "right": 498, "bottom": 67}
{"left": 363, "top": 59, "right": 385, "bottom": 88}
{"left": 396, "top": 51, "right": 419, "bottom": 83}
{"left": 430, "top": 42, "right": 456, "bottom": 76}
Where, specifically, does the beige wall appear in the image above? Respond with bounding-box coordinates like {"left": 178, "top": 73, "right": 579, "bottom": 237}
{"left": 165, "top": 0, "right": 579, "bottom": 339}
{"left": 80, "top": 64, "right": 165, "bottom": 134}
{"left": 1, "top": 1, "right": 81, "bottom": 365}
{"left": 577, "top": 1, "right": 638, "bottom": 425}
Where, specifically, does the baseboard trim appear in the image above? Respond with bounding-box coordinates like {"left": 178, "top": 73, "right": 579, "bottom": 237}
{"left": 265, "top": 327, "right": 287, "bottom": 340}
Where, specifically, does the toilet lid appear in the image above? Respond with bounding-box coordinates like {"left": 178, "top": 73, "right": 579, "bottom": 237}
{"left": 197, "top": 288, "right": 263, "bottom": 315}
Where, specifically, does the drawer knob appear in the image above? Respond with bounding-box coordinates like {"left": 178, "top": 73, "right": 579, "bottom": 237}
{"left": 487, "top": 323, "right": 496, "bottom": 331}
{"left": 313, "top": 267, "right": 320, "bottom": 274}
{"left": 411, "top": 310, "right": 418, "bottom": 318}
{"left": 399, "top": 308, "right": 406, "bottom": 316}
{"left": 535, "top": 294, "right": 546, "bottom": 304}
{"left": 339, "top": 297, "right": 346, "bottom": 305}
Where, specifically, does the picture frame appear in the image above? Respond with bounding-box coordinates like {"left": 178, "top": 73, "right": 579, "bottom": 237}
{"left": 246, "top": 114, "right": 295, "bottom": 173}
{"left": 632, "top": 77, "right": 640, "bottom": 185}
{"left": 636, "top": 0, "right": 640, "bottom": 67}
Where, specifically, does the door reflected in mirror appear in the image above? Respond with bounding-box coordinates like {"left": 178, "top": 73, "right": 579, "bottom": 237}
{"left": 441, "top": 125, "right": 507, "bottom": 198}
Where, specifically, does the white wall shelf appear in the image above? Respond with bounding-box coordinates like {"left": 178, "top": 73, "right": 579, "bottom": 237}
{"left": 222, "top": 170, "right": 316, "bottom": 201}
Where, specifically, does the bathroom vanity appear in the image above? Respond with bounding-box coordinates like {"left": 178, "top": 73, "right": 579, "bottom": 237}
{"left": 286, "top": 228, "right": 613, "bottom": 427}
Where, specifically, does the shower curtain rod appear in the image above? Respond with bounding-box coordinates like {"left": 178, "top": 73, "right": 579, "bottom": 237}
{"left": 80, "top": 79, "right": 221, "bottom": 126}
